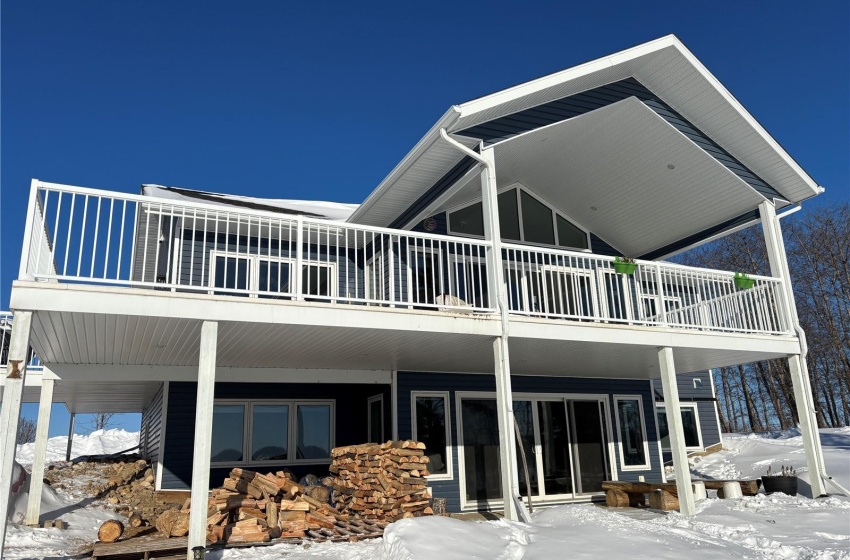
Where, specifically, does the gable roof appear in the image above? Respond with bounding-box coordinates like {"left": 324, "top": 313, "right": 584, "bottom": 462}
{"left": 348, "top": 35, "right": 822, "bottom": 256}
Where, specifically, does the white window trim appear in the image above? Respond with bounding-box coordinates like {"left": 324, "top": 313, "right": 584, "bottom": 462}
{"left": 596, "top": 268, "right": 635, "bottom": 323}
{"left": 411, "top": 391, "right": 453, "bottom": 481}
{"left": 446, "top": 183, "right": 592, "bottom": 252}
{"left": 406, "top": 245, "right": 444, "bottom": 306}
{"left": 655, "top": 402, "right": 704, "bottom": 451}
{"left": 365, "top": 254, "right": 387, "bottom": 303}
{"left": 538, "top": 265, "right": 599, "bottom": 319}
{"left": 368, "top": 394, "right": 384, "bottom": 443}
{"left": 448, "top": 253, "right": 488, "bottom": 308}
{"left": 211, "top": 398, "right": 335, "bottom": 468}
{"left": 613, "top": 395, "right": 652, "bottom": 471}
{"left": 208, "top": 250, "right": 337, "bottom": 298}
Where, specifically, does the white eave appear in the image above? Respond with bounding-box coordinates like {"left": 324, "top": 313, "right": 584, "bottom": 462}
{"left": 348, "top": 35, "right": 821, "bottom": 231}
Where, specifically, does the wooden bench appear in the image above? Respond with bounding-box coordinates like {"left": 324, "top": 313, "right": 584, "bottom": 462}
{"left": 602, "top": 479, "right": 761, "bottom": 511}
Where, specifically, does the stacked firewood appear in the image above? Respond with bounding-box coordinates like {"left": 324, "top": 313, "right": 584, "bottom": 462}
{"left": 203, "top": 468, "right": 343, "bottom": 544}
{"left": 330, "top": 441, "right": 433, "bottom": 521}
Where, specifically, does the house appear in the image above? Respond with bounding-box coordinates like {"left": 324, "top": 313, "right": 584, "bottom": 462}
{"left": 0, "top": 34, "right": 829, "bottom": 558}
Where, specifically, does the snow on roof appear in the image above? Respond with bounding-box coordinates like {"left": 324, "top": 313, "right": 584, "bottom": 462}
{"left": 141, "top": 184, "right": 359, "bottom": 222}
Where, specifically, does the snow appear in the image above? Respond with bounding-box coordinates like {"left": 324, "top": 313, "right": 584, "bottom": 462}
{"left": 5, "top": 428, "right": 849, "bottom": 559}
{"left": 142, "top": 184, "right": 359, "bottom": 221}
{"left": 15, "top": 428, "right": 140, "bottom": 466}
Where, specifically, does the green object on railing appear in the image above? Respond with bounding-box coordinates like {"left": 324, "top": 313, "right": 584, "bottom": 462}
{"left": 613, "top": 257, "right": 637, "bottom": 275}
{"left": 734, "top": 273, "right": 755, "bottom": 289}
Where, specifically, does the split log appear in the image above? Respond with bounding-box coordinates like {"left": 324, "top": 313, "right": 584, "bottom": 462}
{"left": 155, "top": 509, "right": 190, "bottom": 537}
{"left": 97, "top": 519, "right": 124, "bottom": 543}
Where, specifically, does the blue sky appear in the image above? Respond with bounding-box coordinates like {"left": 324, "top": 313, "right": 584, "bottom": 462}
{"left": 2, "top": 1, "right": 849, "bottom": 435}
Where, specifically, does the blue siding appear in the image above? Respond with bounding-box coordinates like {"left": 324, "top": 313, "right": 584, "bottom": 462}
{"left": 652, "top": 372, "right": 722, "bottom": 464}
{"left": 140, "top": 383, "right": 165, "bottom": 476}
{"left": 455, "top": 77, "right": 784, "bottom": 204}
{"left": 397, "top": 371, "right": 663, "bottom": 512}
{"left": 160, "top": 381, "right": 390, "bottom": 490}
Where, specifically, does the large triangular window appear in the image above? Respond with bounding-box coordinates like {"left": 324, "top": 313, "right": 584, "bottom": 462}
{"left": 447, "top": 186, "right": 589, "bottom": 250}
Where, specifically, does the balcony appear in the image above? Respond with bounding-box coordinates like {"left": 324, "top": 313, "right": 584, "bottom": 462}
{"left": 17, "top": 181, "right": 790, "bottom": 339}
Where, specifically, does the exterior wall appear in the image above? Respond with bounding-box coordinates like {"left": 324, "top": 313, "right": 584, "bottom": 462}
{"left": 651, "top": 371, "right": 722, "bottom": 464}
{"left": 140, "top": 383, "right": 165, "bottom": 475}
{"left": 397, "top": 371, "right": 663, "bottom": 513}
{"left": 160, "top": 381, "right": 390, "bottom": 490}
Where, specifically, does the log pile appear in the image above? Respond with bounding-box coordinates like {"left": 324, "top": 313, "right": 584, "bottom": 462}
{"left": 330, "top": 441, "right": 433, "bottom": 521}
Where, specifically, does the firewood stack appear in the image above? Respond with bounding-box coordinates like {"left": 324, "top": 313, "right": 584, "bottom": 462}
{"left": 200, "top": 468, "right": 345, "bottom": 544}
{"left": 330, "top": 441, "right": 433, "bottom": 521}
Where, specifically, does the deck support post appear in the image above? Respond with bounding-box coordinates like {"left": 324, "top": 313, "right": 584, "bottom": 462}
{"left": 187, "top": 321, "right": 218, "bottom": 558}
{"left": 0, "top": 310, "right": 33, "bottom": 559}
{"left": 25, "top": 375, "right": 54, "bottom": 526}
{"left": 65, "top": 413, "right": 75, "bottom": 462}
{"left": 657, "top": 346, "right": 696, "bottom": 516}
{"left": 759, "top": 200, "right": 826, "bottom": 497}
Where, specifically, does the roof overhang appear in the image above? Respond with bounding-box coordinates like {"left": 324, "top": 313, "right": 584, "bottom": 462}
{"left": 348, "top": 35, "right": 822, "bottom": 253}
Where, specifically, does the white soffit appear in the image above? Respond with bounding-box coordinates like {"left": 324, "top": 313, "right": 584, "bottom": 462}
{"left": 452, "top": 35, "right": 819, "bottom": 204}
{"left": 491, "top": 97, "right": 765, "bottom": 258}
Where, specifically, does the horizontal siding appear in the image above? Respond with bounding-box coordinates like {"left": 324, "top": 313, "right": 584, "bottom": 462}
{"left": 160, "top": 381, "right": 390, "bottom": 490}
{"left": 397, "top": 371, "right": 662, "bottom": 512}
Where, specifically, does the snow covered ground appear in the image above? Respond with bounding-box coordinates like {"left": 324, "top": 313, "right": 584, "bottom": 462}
{"left": 4, "top": 428, "right": 849, "bottom": 559}
{"left": 15, "top": 428, "right": 140, "bottom": 466}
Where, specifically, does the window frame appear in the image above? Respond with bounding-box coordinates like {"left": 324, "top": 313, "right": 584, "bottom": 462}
{"left": 411, "top": 391, "right": 453, "bottom": 481}
{"left": 655, "top": 402, "right": 704, "bottom": 452}
{"left": 406, "top": 245, "right": 444, "bottom": 306}
{"left": 612, "top": 395, "right": 652, "bottom": 471}
{"left": 448, "top": 253, "right": 489, "bottom": 309}
{"left": 211, "top": 398, "right": 335, "bottom": 467}
{"left": 445, "top": 183, "right": 592, "bottom": 252}
{"left": 365, "top": 253, "right": 387, "bottom": 304}
{"left": 367, "top": 394, "right": 384, "bottom": 444}
{"left": 207, "top": 250, "right": 336, "bottom": 299}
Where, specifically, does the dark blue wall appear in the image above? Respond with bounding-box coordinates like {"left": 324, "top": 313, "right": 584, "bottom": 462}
{"left": 397, "top": 371, "right": 662, "bottom": 512}
{"left": 160, "top": 381, "right": 390, "bottom": 490}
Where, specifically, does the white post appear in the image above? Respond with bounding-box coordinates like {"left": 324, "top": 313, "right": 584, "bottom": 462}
{"left": 25, "top": 376, "right": 54, "bottom": 526}
{"left": 187, "top": 321, "right": 218, "bottom": 558}
{"left": 479, "top": 147, "right": 522, "bottom": 522}
{"left": 759, "top": 200, "right": 826, "bottom": 497}
{"left": 65, "top": 413, "right": 75, "bottom": 462}
{"left": 0, "top": 311, "right": 33, "bottom": 558}
{"left": 657, "top": 346, "right": 696, "bottom": 516}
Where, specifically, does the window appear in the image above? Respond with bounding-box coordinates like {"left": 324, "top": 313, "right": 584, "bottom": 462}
{"left": 656, "top": 403, "right": 702, "bottom": 450}
{"left": 613, "top": 396, "right": 650, "bottom": 470}
{"left": 412, "top": 392, "right": 452, "bottom": 479}
{"left": 366, "top": 254, "right": 387, "bottom": 303}
{"left": 368, "top": 394, "right": 384, "bottom": 443}
{"left": 408, "top": 247, "right": 442, "bottom": 305}
{"left": 208, "top": 251, "right": 336, "bottom": 298}
{"left": 450, "top": 255, "right": 489, "bottom": 308}
{"left": 211, "top": 400, "right": 334, "bottom": 465}
{"left": 447, "top": 186, "right": 589, "bottom": 250}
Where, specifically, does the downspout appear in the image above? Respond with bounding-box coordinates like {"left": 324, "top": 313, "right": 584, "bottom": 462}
{"left": 439, "top": 129, "right": 530, "bottom": 522}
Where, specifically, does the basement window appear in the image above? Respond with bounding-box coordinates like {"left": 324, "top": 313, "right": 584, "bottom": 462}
{"left": 655, "top": 403, "right": 703, "bottom": 451}
{"left": 411, "top": 392, "right": 452, "bottom": 480}
{"left": 211, "top": 399, "right": 335, "bottom": 466}
{"left": 613, "top": 396, "right": 651, "bottom": 471}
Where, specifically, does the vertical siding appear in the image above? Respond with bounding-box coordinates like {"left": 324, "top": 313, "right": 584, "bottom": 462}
{"left": 160, "top": 381, "right": 390, "bottom": 490}
{"left": 140, "top": 383, "right": 165, "bottom": 476}
{"left": 397, "top": 371, "right": 662, "bottom": 512}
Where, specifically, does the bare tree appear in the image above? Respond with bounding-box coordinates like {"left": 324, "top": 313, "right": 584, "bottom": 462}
{"left": 87, "top": 413, "right": 117, "bottom": 431}
{"left": 17, "top": 417, "right": 37, "bottom": 444}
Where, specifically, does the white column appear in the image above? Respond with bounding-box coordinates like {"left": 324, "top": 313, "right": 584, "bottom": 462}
{"left": 657, "top": 346, "right": 696, "bottom": 516}
{"left": 0, "top": 311, "right": 33, "bottom": 558}
{"left": 65, "top": 413, "right": 75, "bottom": 462}
{"left": 25, "top": 376, "right": 54, "bottom": 526}
{"left": 479, "top": 147, "right": 522, "bottom": 522}
{"left": 759, "top": 200, "right": 826, "bottom": 497}
{"left": 187, "top": 321, "right": 218, "bottom": 557}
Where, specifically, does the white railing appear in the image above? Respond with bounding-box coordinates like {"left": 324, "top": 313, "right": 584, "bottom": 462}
{"left": 502, "top": 243, "right": 788, "bottom": 335}
{"left": 0, "top": 312, "right": 43, "bottom": 371}
{"left": 19, "top": 181, "right": 790, "bottom": 335}
{"left": 20, "top": 182, "right": 494, "bottom": 313}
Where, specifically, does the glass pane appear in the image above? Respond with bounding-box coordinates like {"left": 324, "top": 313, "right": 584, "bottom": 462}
{"left": 571, "top": 401, "right": 607, "bottom": 493}
{"left": 415, "top": 396, "right": 448, "bottom": 475}
{"left": 601, "top": 273, "right": 630, "bottom": 321}
{"left": 557, "top": 215, "right": 588, "bottom": 249}
{"left": 657, "top": 408, "right": 670, "bottom": 449}
{"left": 449, "top": 202, "right": 484, "bottom": 237}
{"left": 520, "top": 190, "right": 555, "bottom": 245}
{"left": 303, "top": 264, "right": 332, "bottom": 297}
{"left": 543, "top": 271, "right": 593, "bottom": 317}
{"left": 296, "top": 405, "right": 331, "bottom": 459}
{"left": 498, "top": 190, "right": 521, "bottom": 241}
{"left": 682, "top": 408, "right": 699, "bottom": 447}
{"left": 617, "top": 399, "right": 647, "bottom": 466}
{"left": 453, "top": 260, "right": 488, "bottom": 308}
{"left": 409, "top": 249, "right": 440, "bottom": 305}
{"left": 214, "top": 256, "right": 250, "bottom": 295}
{"left": 369, "top": 399, "right": 383, "bottom": 443}
{"left": 461, "top": 399, "right": 502, "bottom": 502}
{"left": 538, "top": 400, "right": 572, "bottom": 496}
{"left": 513, "top": 400, "right": 537, "bottom": 497}
{"left": 258, "top": 260, "right": 291, "bottom": 295}
{"left": 251, "top": 405, "right": 289, "bottom": 461}
{"left": 211, "top": 405, "right": 244, "bottom": 462}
